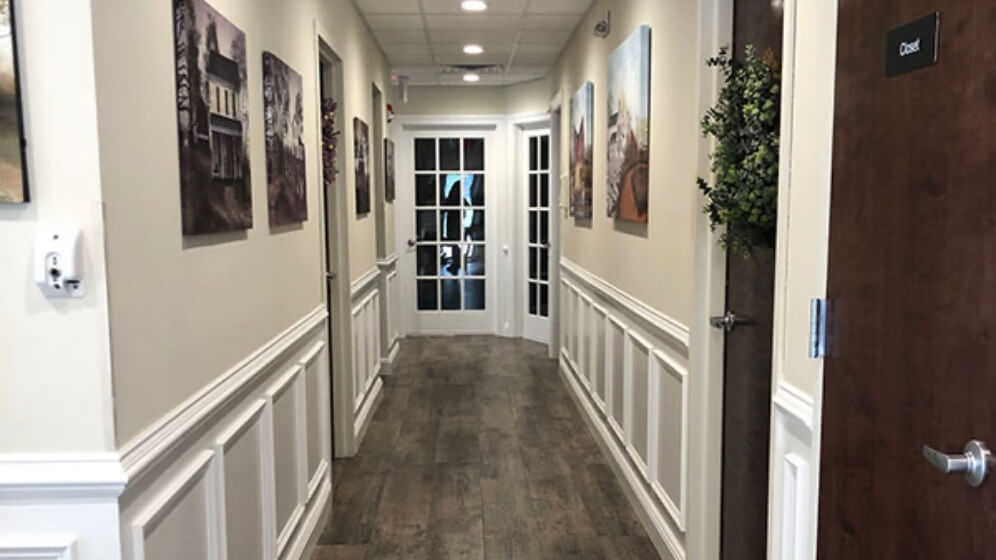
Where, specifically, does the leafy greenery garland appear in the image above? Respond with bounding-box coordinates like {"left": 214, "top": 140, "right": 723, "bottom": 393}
{"left": 697, "top": 45, "right": 781, "bottom": 257}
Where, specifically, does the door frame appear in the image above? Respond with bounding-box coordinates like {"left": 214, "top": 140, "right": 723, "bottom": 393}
{"left": 763, "top": 0, "right": 837, "bottom": 557}
{"left": 394, "top": 115, "right": 507, "bottom": 337}
{"left": 314, "top": 27, "right": 358, "bottom": 458}
{"left": 513, "top": 117, "right": 555, "bottom": 347}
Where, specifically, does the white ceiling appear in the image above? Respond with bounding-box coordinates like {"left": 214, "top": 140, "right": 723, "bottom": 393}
{"left": 354, "top": 0, "right": 595, "bottom": 86}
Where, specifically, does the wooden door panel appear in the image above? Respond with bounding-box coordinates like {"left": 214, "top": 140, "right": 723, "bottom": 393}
{"left": 819, "top": 0, "right": 996, "bottom": 557}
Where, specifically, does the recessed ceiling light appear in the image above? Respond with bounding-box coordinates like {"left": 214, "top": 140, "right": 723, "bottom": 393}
{"left": 463, "top": 73, "right": 481, "bottom": 82}
{"left": 461, "top": 1, "right": 487, "bottom": 12}
{"left": 463, "top": 44, "right": 484, "bottom": 55}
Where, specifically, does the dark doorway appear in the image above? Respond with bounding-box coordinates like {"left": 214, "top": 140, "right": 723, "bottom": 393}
{"left": 818, "top": 1, "right": 996, "bottom": 557}
{"left": 719, "top": 1, "right": 782, "bottom": 559}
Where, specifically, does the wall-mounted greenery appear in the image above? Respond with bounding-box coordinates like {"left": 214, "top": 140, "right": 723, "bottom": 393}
{"left": 697, "top": 45, "right": 781, "bottom": 257}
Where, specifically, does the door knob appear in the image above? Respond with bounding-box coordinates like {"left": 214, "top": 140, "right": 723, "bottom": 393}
{"left": 709, "top": 310, "right": 754, "bottom": 333}
{"left": 407, "top": 238, "right": 416, "bottom": 248}
{"left": 923, "top": 440, "right": 994, "bottom": 488}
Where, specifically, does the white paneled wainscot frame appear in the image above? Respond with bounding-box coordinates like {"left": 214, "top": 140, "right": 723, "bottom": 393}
{"left": 117, "top": 306, "right": 332, "bottom": 560}
{"left": 351, "top": 266, "right": 386, "bottom": 445}
{"left": 559, "top": 259, "right": 690, "bottom": 560}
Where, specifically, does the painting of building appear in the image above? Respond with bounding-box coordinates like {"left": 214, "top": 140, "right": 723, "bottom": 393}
{"left": 607, "top": 25, "right": 651, "bottom": 224}
{"left": 173, "top": 0, "right": 252, "bottom": 235}
{"left": 263, "top": 51, "right": 306, "bottom": 227}
{"left": 570, "top": 82, "right": 593, "bottom": 218}
{"left": 0, "top": 0, "right": 26, "bottom": 204}
{"left": 354, "top": 118, "right": 370, "bottom": 215}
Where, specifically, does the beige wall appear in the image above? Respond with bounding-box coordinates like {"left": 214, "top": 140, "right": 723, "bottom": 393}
{"left": 553, "top": 0, "right": 700, "bottom": 323}
{"left": 90, "top": 0, "right": 393, "bottom": 445}
{"left": 0, "top": 0, "right": 116, "bottom": 453}
{"left": 397, "top": 76, "right": 552, "bottom": 116}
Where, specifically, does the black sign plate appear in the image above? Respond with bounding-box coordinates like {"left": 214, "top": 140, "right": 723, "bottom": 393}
{"left": 886, "top": 13, "right": 940, "bottom": 77}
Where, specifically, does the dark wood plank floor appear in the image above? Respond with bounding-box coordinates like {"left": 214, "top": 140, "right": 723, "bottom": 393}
{"left": 312, "top": 336, "right": 659, "bottom": 560}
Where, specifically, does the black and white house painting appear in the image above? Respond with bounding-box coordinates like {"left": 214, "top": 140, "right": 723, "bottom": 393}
{"left": 262, "top": 51, "right": 306, "bottom": 227}
{"left": 173, "top": 0, "right": 252, "bottom": 235}
{"left": 384, "top": 138, "right": 395, "bottom": 203}
{"left": 0, "top": 0, "right": 27, "bottom": 204}
{"left": 354, "top": 117, "right": 370, "bottom": 215}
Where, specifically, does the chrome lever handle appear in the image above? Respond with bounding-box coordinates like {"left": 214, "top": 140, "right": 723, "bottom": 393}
{"left": 407, "top": 238, "right": 416, "bottom": 248}
{"left": 709, "top": 311, "right": 754, "bottom": 333}
{"left": 923, "top": 440, "right": 993, "bottom": 488}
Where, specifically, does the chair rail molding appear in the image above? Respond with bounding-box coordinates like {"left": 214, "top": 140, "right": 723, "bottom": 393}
{"left": 558, "top": 261, "right": 691, "bottom": 560}
{"left": 0, "top": 454, "right": 125, "bottom": 502}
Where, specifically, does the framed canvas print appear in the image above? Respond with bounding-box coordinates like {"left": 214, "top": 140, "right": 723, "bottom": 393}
{"left": 262, "top": 51, "right": 307, "bottom": 227}
{"left": 353, "top": 117, "right": 370, "bottom": 215}
{"left": 569, "top": 81, "right": 594, "bottom": 218}
{"left": 173, "top": 0, "right": 252, "bottom": 235}
{"left": 0, "top": 0, "right": 28, "bottom": 204}
{"left": 384, "top": 138, "right": 395, "bottom": 203}
{"left": 607, "top": 25, "right": 651, "bottom": 224}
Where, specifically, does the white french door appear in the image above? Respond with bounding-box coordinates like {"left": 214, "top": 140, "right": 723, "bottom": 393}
{"left": 522, "top": 129, "right": 552, "bottom": 344}
{"left": 398, "top": 128, "right": 497, "bottom": 335}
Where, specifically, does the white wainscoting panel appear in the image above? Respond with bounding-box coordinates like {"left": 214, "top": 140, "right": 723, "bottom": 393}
{"left": 559, "top": 259, "right": 691, "bottom": 560}
{"left": 351, "top": 274, "right": 386, "bottom": 446}
{"left": 769, "top": 384, "right": 817, "bottom": 560}
{"left": 117, "top": 306, "right": 333, "bottom": 560}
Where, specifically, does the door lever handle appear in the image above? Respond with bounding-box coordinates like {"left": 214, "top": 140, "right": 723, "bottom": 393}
{"left": 407, "top": 238, "right": 416, "bottom": 248}
{"left": 709, "top": 311, "right": 754, "bottom": 333}
{"left": 923, "top": 440, "right": 993, "bottom": 488}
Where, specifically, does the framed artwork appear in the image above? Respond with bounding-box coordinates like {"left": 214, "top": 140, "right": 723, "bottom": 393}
{"left": 173, "top": 0, "right": 252, "bottom": 235}
{"left": 384, "top": 138, "right": 395, "bottom": 203}
{"left": 569, "top": 81, "right": 594, "bottom": 218}
{"left": 0, "top": 0, "right": 28, "bottom": 204}
{"left": 607, "top": 25, "right": 651, "bottom": 224}
{"left": 353, "top": 117, "right": 370, "bottom": 215}
{"left": 262, "top": 51, "right": 306, "bottom": 227}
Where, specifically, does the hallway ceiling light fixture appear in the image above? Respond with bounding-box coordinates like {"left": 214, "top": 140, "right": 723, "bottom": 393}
{"left": 463, "top": 73, "right": 481, "bottom": 82}
{"left": 463, "top": 44, "right": 484, "bottom": 55}
{"left": 461, "top": 1, "right": 488, "bottom": 12}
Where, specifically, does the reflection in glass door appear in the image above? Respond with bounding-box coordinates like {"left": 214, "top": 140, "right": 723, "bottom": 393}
{"left": 523, "top": 130, "right": 551, "bottom": 343}
{"left": 414, "top": 137, "right": 486, "bottom": 313}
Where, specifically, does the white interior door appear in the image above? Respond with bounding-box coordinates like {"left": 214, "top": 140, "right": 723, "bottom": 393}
{"left": 398, "top": 128, "right": 497, "bottom": 335}
{"left": 522, "top": 129, "right": 552, "bottom": 344}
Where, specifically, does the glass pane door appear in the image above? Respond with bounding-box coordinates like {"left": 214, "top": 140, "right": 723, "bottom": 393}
{"left": 414, "top": 137, "right": 487, "bottom": 313}
{"left": 526, "top": 133, "right": 551, "bottom": 319}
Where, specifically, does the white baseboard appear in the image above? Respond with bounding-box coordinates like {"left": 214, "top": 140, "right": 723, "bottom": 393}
{"left": 381, "top": 339, "right": 400, "bottom": 366}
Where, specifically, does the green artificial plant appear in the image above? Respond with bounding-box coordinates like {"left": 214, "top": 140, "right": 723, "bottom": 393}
{"left": 697, "top": 45, "right": 781, "bottom": 257}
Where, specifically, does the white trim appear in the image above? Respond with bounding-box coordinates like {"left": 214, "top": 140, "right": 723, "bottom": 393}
{"left": 0, "top": 454, "right": 125, "bottom": 502}
{"left": 119, "top": 306, "right": 328, "bottom": 484}
{"left": 772, "top": 382, "right": 815, "bottom": 432}
{"left": 307, "top": 460, "right": 329, "bottom": 503}
{"left": 382, "top": 339, "right": 401, "bottom": 366}
{"left": 561, "top": 258, "right": 690, "bottom": 352}
{"left": 376, "top": 254, "right": 399, "bottom": 269}
{"left": 350, "top": 266, "right": 380, "bottom": 298}
{"left": 0, "top": 538, "right": 75, "bottom": 560}
{"left": 211, "top": 399, "right": 266, "bottom": 560}
{"left": 560, "top": 357, "right": 685, "bottom": 560}
{"left": 649, "top": 349, "right": 690, "bottom": 532}
{"left": 130, "top": 450, "right": 215, "bottom": 560}
{"left": 353, "top": 378, "right": 384, "bottom": 443}
{"left": 281, "top": 476, "right": 332, "bottom": 560}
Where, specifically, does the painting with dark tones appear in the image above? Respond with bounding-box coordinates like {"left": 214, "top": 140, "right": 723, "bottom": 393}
{"left": 569, "top": 82, "right": 593, "bottom": 218}
{"left": 607, "top": 26, "right": 651, "bottom": 224}
{"left": 262, "top": 52, "right": 306, "bottom": 226}
{"left": 384, "top": 138, "right": 395, "bottom": 202}
{"left": 173, "top": 0, "right": 252, "bottom": 234}
{"left": 353, "top": 118, "right": 370, "bottom": 215}
{"left": 0, "top": 0, "right": 27, "bottom": 204}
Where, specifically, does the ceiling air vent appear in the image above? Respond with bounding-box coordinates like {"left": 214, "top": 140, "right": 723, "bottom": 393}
{"left": 438, "top": 63, "right": 505, "bottom": 76}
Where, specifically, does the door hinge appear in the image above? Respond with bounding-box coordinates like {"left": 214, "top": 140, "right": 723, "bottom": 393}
{"left": 809, "top": 298, "right": 828, "bottom": 359}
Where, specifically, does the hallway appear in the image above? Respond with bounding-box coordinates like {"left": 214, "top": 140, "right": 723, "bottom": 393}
{"left": 312, "top": 337, "right": 658, "bottom": 559}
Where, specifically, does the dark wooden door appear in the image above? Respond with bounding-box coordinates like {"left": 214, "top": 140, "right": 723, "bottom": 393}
{"left": 720, "top": 2, "right": 782, "bottom": 559}
{"left": 818, "top": 1, "right": 996, "bottom": 558}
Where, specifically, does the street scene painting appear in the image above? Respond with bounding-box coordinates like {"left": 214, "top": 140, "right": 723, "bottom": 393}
{"left": 0, "top": 0, "right": 26, "bottom": 204}
{"left": 262, "top": 51, "right": 306, "bottom": 227}
{"left": 569, "top": 81, "right": 593, "bottom": 218}
{"left": 354, "top": 118, "right": 370, "bottom": 215}
{"left": 607, "top": 25, "right": 651, "bottom": 224}
{"left": 173, "top": 0, "right": 252, "bottom": 234}
{"left": 384, "top": 138, "right": 395, "bottom": 203}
